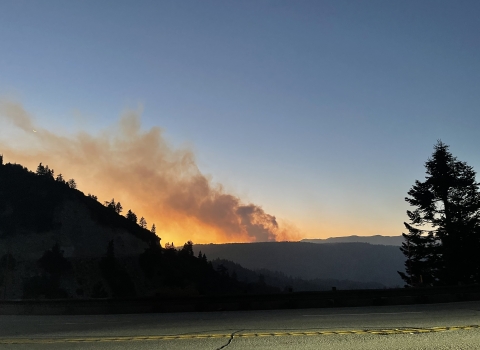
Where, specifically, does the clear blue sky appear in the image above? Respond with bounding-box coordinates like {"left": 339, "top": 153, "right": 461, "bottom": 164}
{"left": 1, "top": 0, "right": 479, "bottom": 242}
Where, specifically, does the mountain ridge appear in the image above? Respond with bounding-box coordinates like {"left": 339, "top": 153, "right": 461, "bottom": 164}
{"left": 195, "top": 242, "right": 405, "bottom": 287}
{"left": 301, "top": 235, "right": 404, "bottom": 246}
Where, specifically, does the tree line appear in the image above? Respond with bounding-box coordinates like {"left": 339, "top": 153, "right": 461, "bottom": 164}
{"left": 34, "top": 162, "right": 156, "bottom": 236}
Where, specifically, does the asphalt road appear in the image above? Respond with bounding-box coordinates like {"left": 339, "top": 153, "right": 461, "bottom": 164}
{"left": 0, "top": 301, "right": 479, "bottom": 349}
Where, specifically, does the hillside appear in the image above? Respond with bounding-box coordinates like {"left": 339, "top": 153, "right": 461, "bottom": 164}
{"left": 195, "top": 242, "right": 406, "bottom": 287}
{"left": 301, "top": 235, "right": 404, "bottom": 246}
{"left": 0, "top": 163, "right": 158, "bottom": 258}
{"left": 0, "top": 160, "right": 268, "bottom": 299}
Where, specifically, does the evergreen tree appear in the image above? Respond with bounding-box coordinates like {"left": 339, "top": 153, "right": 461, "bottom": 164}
{"left": 23, "top": 243, "right": 73, "bottom": 299}
{"left": 181, "top": 241, "right": 194, "bottom": 256}
{"left": 55, "top": 173, "right": 65, "bottom": 183}
{"left": 126, "top": 210, "right": 137, "bottom": 223}
{"left": 36, "top": 163, "right": 46, "bottom": 176}
{"left": 139, "top": 217, "right": 147, "bottom": 229}
{"left": 36, "top": 163, "right": 54, "bottom": 178}
{"left": 150, "top": 223, "right": 156, "bottom": 235}
{"left": 114, "top": 202, "right": 123, "bottom": 214}
{"left": 104, "top": 198, "right": 116, "bottom": 211}
{"left": 99, "top": 240, "right": 136, "bottom": 298}
{"left": 400, "top": 141, "right": 480, "bottom": 286}
{"left": 67, "top": 178, "right": 77, "bottom": 189}
{"left": 399, "top": 224, "right": 438, "bottom": 286}
{"left": 87, "top": 193, "right": 98, "bottom": 200}
{"left": 37, "top": 243, "right": 72, "bottom": 279}
{"left": 45, "top": 166, "right": 54, "bottom": 178}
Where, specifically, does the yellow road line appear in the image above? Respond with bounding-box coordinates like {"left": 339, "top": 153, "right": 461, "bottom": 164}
{"left": 1, "top": 325, "right": 478, "bottom": 344}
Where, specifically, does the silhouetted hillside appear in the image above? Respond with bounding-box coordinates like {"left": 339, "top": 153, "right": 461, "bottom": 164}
{"left": 0, "top": 162, "right": 158, "bottom": 244}
{"left": 0, "top": 160, "right": 275, "bottom": 299}
{"left": 195, "top": 242, "right": 405, "bottom": 287}
{"left": 302, "top": 235, "right": 404, "bottom": 246}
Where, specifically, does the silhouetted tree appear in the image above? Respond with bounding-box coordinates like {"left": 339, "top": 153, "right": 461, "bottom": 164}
{"left": 151, "top": 223, "right": 156, "bottom": 235}
{"left": 37, "top": 243, "right": 72, "bottom": 279}
{"left": 55, "top": 173, "right": 65, "bottom": 183}
{"left": 103, "top": 199, "right": 123, "bottom": 214}
{"left": 67, "top": 178, "right": 77, "bottom": 189}
{"left": 23, "top": 243, "right": 72, "bottom": 299}
{"left": 46, "top": 166, "right": 54, "bottom": 178}
{"left": 139, "top": 217, "right": 147, "bottom": 229}
{"left": 36, "top": 163, "right": 45, "bottom": 175}
{"left": 87, "top": 193, "right": 98, "bottom": 200}
{"left": 114, "top": 202, "right": 123, "bottom": 214}
{"left": 126, "top": 210, "right": 137, "bottom": 223}
{"left": 104, "top": 198, "right": 117, "bottom": 211}
{"left": 99, "top": 240, "right": 136, "bottom": 298}
{"left": 139, "top": 241, "right": 163, "bottom": 280}
{"left": 399, "top": 225, "right": 438, "bottom": 286}
{"left": 400, "top": 141, "right": 480, "bottom": 286}
{"left": 36, "top": 163, "right": 54, "bottom": 178}
{"left": 181, "top": 241, "right": 194, "bottom": 256}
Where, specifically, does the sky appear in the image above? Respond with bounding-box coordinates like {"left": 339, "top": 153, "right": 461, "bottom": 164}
{"left": 0, "top": 0, "right": 479, "bottom": 244}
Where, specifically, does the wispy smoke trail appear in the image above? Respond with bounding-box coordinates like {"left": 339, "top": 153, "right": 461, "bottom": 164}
{"left": 0, "top": 100, "right": 297, "bottom": 244}
{"left": 0, "top": 100, "right": 34, "bottom": 131}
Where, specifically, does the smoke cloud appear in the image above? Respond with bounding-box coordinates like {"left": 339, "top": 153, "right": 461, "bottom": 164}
{"left": 0, "top": 100, "right": 298, "bottom": 244}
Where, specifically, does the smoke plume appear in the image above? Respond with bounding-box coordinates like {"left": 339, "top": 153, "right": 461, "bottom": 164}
{"left": 0, "top": 100, "right": 297, "bottom": 244}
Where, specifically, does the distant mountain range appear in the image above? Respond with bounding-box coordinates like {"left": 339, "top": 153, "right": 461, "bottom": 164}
{"left": 211, "top": 258, "right": 385, "bottom": 291}
{"left": 195, "top": 241, "right": 406, "bottom": 288}
{"left": 301, "top": 235, "right": 405, "bottom": 246}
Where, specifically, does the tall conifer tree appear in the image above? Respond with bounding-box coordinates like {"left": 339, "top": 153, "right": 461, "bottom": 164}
{"left": 400, "top": 141, "right": 480, "bottom": 286}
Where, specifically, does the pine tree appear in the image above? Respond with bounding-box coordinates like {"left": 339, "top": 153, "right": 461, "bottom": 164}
{"left": 36, "top": 163, "right": 46, "bottom": 176}
{"left": 139, "top": 217, "right": 147, "bottom": 229}
{"left": 55, "top": 173, "right": 65, "bottom": 183}
{"left": 114, "top": 202, "right": 123, "bottom": 214}
{"left": 35, "top": 163, "right": 54, "bottom": 178}
{"left": 126, "top": 210, "right": 137, "bottom": 223}
{"left": 104, "top": 199, "right": 116, "bottom": 211}
{"left": 181, "top": 241, "right": 194, "bottom": 256}
{"left": 67, "top": 178, "right": 77, "bottom": 189}
{"left": 398, "top": 223, "right": 438, "bottom": 286}
{"left": 400, "top": 141, "right": 480, "bottom": 286}
{"left": 87, "top": 193, "right": 98, "bottom": 200}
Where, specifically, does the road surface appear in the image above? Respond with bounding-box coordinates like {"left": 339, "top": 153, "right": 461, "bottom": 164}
{"left": 0, "top": 301, "right": 479, "bottom": 349}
